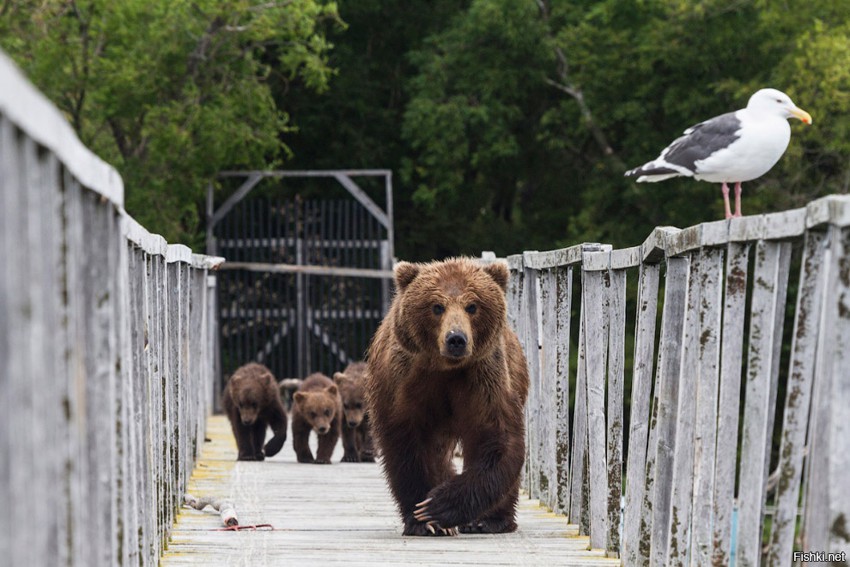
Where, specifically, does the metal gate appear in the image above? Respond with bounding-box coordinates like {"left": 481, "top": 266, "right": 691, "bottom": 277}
{"left": 206, "top": 170, "right": 394, "bottom": 400}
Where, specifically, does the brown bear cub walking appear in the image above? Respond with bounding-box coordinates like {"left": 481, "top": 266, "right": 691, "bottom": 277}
{"left": 333, "top": 361, "right": 375, "bottom": 462}
{"left": 291, "top": 373, "right": 343, "bottom": 464}
{"left": 366, "top": 258, "right": 529, "bottom": 536}
{"left": 222, "top": 363, "right": 288, "bottom": 461}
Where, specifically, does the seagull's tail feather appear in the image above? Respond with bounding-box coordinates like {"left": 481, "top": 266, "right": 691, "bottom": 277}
{"left": 624, "top": 162, "right": 688, "bottom": 183}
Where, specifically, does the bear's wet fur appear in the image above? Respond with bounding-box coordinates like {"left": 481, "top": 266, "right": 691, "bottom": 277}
{"left": 291, "top": 372, "right": 343, "bottom": 464}
{"left": 333, "top": 361, "right": 375, "bottom": 462}
{"left": 366, "top": 258, "right": 529, "bottom": 536}
{"left": 222, "top": 363, "right": 288, "bottom": 461}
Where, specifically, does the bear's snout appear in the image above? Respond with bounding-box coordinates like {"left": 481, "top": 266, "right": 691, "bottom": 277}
{"left": 444, "top": 330, "right": 468, "bottom": 358}
{"left": 316, "top": 425, "right": 330, "bottom": 435}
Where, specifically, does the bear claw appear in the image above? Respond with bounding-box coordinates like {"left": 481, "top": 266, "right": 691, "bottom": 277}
{"left": 403, "top": 518, "right": 458, "bottom": 537}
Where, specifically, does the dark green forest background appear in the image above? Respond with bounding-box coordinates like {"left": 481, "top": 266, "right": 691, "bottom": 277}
{"left": 2, "top": 0, "right": 849, "bottom": 260}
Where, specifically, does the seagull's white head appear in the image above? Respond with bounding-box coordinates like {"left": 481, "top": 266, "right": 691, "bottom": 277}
{"left": 747, "top": 88, "right": 812, "bottom": 125}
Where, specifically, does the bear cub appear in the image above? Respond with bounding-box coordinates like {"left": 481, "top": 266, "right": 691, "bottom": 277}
{"left": 366, "top": 258, "right": 529, "bottom": 536}
{"left": 333, "top": 361, "right": 375, "bottom": 463}
{"left": 222, "top": 362, "right": 288, "bottom": 461}
{"left": 291, "top": 372, "right": 343, "bottom": 464}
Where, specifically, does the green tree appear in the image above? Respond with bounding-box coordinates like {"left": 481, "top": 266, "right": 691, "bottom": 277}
{"left": 275, "top": 0, "right": 466, "bottom": 260}
{"left": 400, "top": 0, "right": 850, "bottom": 258}
{"left": 1, "top": 0, "right": 341, "bottom": 245}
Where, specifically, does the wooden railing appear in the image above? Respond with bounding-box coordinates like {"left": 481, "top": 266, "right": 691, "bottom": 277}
{"left": 506, "top": 197, "right": 850, "bottom": 566}
{"left": 0, "top": 50, "right": 222, "bottom": 565}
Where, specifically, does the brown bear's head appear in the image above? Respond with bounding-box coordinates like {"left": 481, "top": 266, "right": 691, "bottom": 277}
{"left": 333, "top": 371, "right": 366, "bottom": 428}
{"left": 392, "top": 258, "right": 509, "bottom": 365}
{"left": 293, "top": 385, "right": 339, "bottom": 435}
{"left": 231, "top": 377, "right": 266, "bottom": 426}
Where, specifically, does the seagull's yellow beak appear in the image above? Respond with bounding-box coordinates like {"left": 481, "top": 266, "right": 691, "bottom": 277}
{"left": 791, "top": 107, "right": 812, "bottom": 125}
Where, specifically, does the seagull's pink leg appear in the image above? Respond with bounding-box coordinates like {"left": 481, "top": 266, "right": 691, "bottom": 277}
{"left": 733, "top": 182, "right": 743, "bottom": 217}
{"left": 722, "top": 183, "right": 733, "bottom": 219}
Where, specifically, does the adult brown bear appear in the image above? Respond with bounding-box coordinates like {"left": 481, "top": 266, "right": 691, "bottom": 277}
{"left": 366, "top": 258, "right": 529, "bottom": 536}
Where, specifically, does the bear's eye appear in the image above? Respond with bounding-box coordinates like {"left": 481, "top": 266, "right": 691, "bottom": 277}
{"left": 432, "top": 304, "right": 445, "bottom": 315}
{"left": 465, "top": 304, "right": 477, "bottom": 314}
{"left": 310, "top": 412, "right": 317, "bottom": 419}
{"left": 324, "top": 409, "right": 331, "bottom": 417}
{"left": 344, "top": 403, "right": 350, "bottom": 410}
{"left": 354, "top": 403, "right": 362, "bottom": 409}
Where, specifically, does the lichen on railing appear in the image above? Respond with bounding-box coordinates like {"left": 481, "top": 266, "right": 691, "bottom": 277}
{"left": 506, "top": 195, "right": 850, "bottom": 565}
{"left": 0, "top": 49, "right": 222, "bottom": 566}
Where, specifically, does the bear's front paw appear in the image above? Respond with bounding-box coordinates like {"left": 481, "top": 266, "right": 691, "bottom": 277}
{"left": 254, "top": 452, "right": 265, "bottom": 462}
{"left": 341, "top": 453, "right": 360, "bottom": 463}
{"left": 413, "top": 495, "right": 463, "bottom": 529}
{"left": 296, "top": 454, "right": 315, "bottom": 464}
{"left": 403, "top": 516, "right": 458, "bottom": 537}
{"left": 314, "top": 458, "right": 332, "bottom": 465}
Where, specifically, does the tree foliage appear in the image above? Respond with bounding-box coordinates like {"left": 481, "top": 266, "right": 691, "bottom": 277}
{"left": 397, "top": 0, "right": 850, "bottom": 258}
{"left": 1, "top": 0, "right": 340, "bottom": 245}
{"left": 3, "top": 0, "right": 849, "bottom": 258}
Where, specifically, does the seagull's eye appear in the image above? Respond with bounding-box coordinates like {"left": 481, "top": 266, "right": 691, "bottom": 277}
{"left": 776, "top": 98, "right": 783, "bottom": 103}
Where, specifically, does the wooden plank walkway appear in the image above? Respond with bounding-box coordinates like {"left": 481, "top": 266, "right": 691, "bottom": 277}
{"left": 161, "top": 415, "right": 621, "bottom": 566}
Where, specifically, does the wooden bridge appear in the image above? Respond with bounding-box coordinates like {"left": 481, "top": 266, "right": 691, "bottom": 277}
{"left": 2, "top": 48, "right": 849, "bottom": 566}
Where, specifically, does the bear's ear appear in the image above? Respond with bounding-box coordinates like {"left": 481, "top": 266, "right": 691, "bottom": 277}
{"left": 326, "top": 384, "right": 339, "bottom": 397}
{"left": 483, "top": 262, "right": 509, "bottom": 291}
{"left": 394, "top": 262, "right": 420, "bottom": 291}
{"left": 332, "top": 372, "right": 346, "bottom": 385}
{"left": 293, "top": 391, "right": 306, "bottom": 404}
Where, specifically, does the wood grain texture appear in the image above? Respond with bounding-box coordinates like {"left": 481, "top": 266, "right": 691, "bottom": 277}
{"left": 736, "top": 241, "right": 790, "bottom": 567}
{"left": 622, "top": 263, "right": 660, "bottom": 567}
{"left": 162, "top": 416, "right": 622, "bottom": 567}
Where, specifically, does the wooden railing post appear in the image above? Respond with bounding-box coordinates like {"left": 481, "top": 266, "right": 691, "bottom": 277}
{"left": 581, "top": 244, "right": 611, "bottom": 551}
{"left": 621, "top": 227, "right": 669, "bottom": 566}
{"left": 500, "top": 197, "right": 850, "bottom": 565}
{"left": 803, "top": 206, "right": 850, "bottom": 560}
{"left": 0, "top": 48, "right": 223, "bottom": 566}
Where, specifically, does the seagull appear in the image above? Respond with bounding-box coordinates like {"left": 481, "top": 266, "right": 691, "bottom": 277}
{"left": 624, "top": 88, "right": 812, "bottom": 218}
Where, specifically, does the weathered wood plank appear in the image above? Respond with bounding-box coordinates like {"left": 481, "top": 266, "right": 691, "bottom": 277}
{"left": 765, "top": 229, "right": 827, "bottom": 566}
{"left": 689, "top": 247, "right": 723, "bottom": 567}
{"left": 540, "top": 268, "right": 558, "bottom": 511}
{"left": 582, "top": 267, "right": 610, "bottom": 551}
{"left": 554, "top": 266, "right": 573, "bottom": 516}
{"left": 606, "top": 268, "right": 626, "bottom": 556}
{"left": 667, "top": 252, "right": 702, "bottom": 566}
{"left": 824, "top": 226, "right": 850, "bottom": 558}
{"left": 710, "top": 241, "right": 749, "bottom": 566}
{"left": 570, "top": 292, "right": 589, "bottom": 534}
{"left": 736, "top": 240, "right": 790, "bottom": 567}
{"left": 622, "top": 262, "right": 660, "bottom": 567}
{"left": 649, "top": 256, "right": 689, "bottom": 567}
{"left": 162, "top": 416, "right": 622, "bottom": 566}
{"left": 803, "top": 225, "right": 850, "bottom": 557}
{"left": 523, "top": 260, "right": 542, "bottom": 501}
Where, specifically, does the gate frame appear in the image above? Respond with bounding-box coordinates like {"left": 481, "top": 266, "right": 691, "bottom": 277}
{"left": 206, "top": 169, "right": 395, "bottom": 397}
